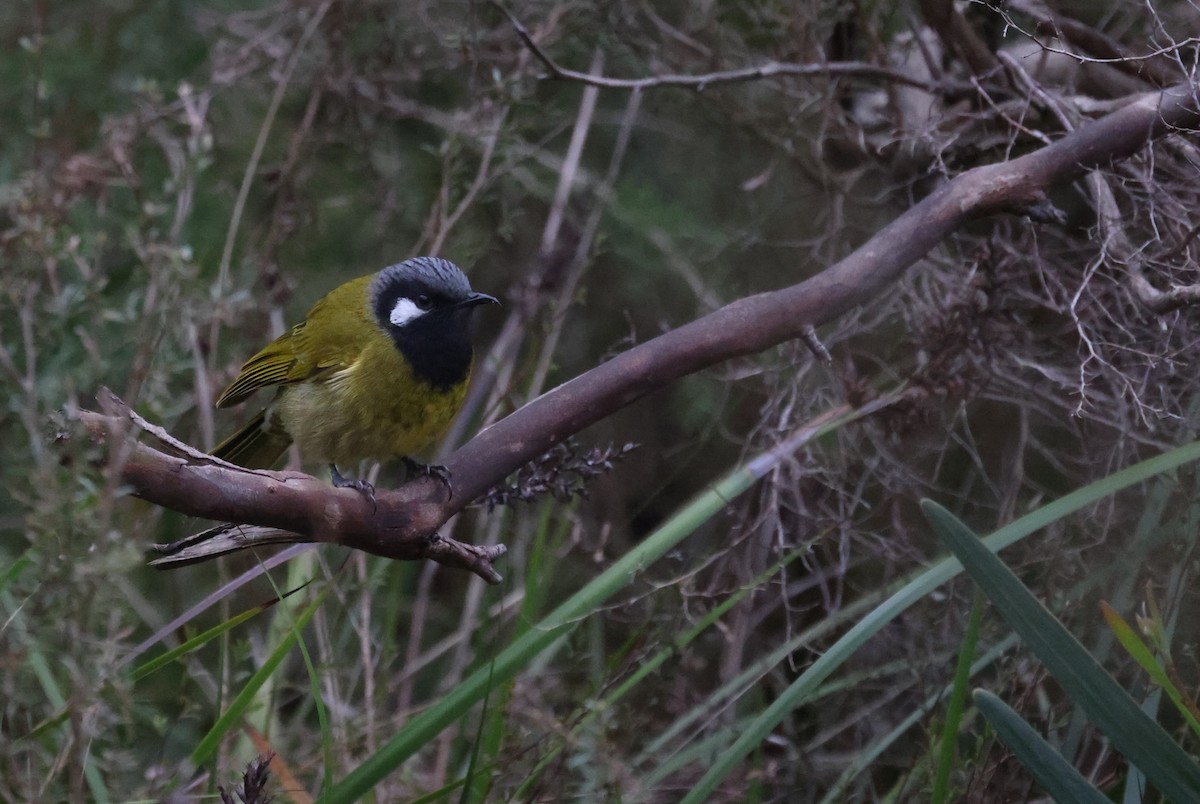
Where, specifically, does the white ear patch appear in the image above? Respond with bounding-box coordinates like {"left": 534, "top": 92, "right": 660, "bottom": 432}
{"left": 389, "top": 297, "right": 425, "bottom": 327}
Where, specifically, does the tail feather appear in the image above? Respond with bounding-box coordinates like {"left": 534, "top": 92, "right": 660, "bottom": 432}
{"left": 150, "top": 523, "right": 311, "bottom": 567}
{"left": 212, "top": 408, "right": 291, "bottom": 469}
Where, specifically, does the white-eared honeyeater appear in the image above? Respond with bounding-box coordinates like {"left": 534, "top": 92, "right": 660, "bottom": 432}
{"left": 212, "top": 256, "right": 498, "bottom": 495}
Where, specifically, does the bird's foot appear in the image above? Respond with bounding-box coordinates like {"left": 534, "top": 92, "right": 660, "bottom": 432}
{"left": 329, "top": 463, "right": 376, "bottom": 507}
{"left": 402, "top": 457, "right": 453, "bottom": 499}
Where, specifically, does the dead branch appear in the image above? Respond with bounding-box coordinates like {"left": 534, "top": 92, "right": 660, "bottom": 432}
{"left": 447, "top": 83, "right": 1200, "bottom": 501}
{"left": 76, "top": 404, "right": 506, "bottom": 584}
{"left": 1089, "top": 171, "right": 1200, "bottom": 314}
{"left": 918, "top": 0, "right": 1000, "bottom": 77}
{"left": 1004, "top": 0, "right": 1188, "bottom": 89}
{"left": 493, "top": 2, "right": 969, "bottom": 96}
{"left": 78, "top": 82, "right": 1200, "bottom": 581}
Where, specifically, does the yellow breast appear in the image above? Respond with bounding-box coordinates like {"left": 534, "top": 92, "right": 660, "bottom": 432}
{"left": 275, "top": 334, "right": 469, "bottom": 466}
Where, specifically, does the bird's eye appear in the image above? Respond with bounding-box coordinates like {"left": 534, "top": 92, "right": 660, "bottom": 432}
{"left": 415, "top": 294, "right": 433, "bottom": 311}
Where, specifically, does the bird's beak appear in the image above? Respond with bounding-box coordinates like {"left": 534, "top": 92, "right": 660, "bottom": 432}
{"left": 463, "top": 292, "right": 500, "bottom": 308}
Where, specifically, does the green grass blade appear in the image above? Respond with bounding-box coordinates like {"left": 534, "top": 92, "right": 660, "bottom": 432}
{"left": 0, "top": 549, "right": 32, "bottom": 595}
{"left": 820, "top": 512, "right": 1173, "bottom": 804}
{"left": 818, "top": 635, "right": 1018, "bottom": 803}
{"left": 974, "top": 690, "right": 1110, "bottom": 803}
{"left": 678, "top": 439, "right": 1200, "bottom": 804}
{"left": 637, "top": 571, "right": 889, "bottom": 772}
{"left": 260, "top": 557, "right": 333, "bottom": 800}
{"left": 2, "top": 586, "right": 111, "bottom": 803}
{"left": 1061, "top": 482, "right": 1174, "bottom": 764}
{"left": 462, "top": 508, "right": 555, "bottom": 804}
{"left": 515, "top": 544, "right": 807, "bottom": 800}
{"left": 1101, "top": 601, "right": 1200, "bottom": 738}
{"left": 931, "top": 592, "right": 983, "bottom": 804}
{"left": 923, "top": 500, "right": 1200, "bottom": 802}
{"left": 321, "top": 402, "right": 884, "bottom": 803}
{"left": 190, "top": 586, "right": 328, "bottom": 768}
{"left": 131, "top": 603, "right": 265, "bottom": 680}
{"left": 322, "top": 471, "right": 749, "bottom": 804}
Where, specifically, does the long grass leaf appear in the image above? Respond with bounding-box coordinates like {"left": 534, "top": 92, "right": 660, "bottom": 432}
{"left": 321, "top": 401, "right": 887, "bottom": 803}
{"left": 515, "top": 545, "right": 807, "bottom": 799}
{"left": 975, "top": 690, "right": 1110, "bottom": 803}
{"left": 191, "top": 587, "right": 328, "bottom": 768}
{"left": 1101, "top": 602, "right": 1200, "bottom": 738}
{"left": 131, "top": 603, "right": 265, "bottom": 680}
{"left": 0, "top": 550, "right": 32, "bottom": 596}
{"left": 924, "top": 501, "right": 1200, "bottom": 802}
{"left": 931, "top": 592, "right": 983, "bottom": 803}
{"left": 678, "top": 439, "right": 1200, "bottom": 803}
{"left": 818, "top": 635, "right": 1018, "bottom": 803}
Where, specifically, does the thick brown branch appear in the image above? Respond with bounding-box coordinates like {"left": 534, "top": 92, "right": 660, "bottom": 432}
{"left": 77, "top": 407, "right": 505, "bottom": 584}
{"left": 443, "top": 83, "right": 1200, "bottom": 504}
{"left": 86, "top": 83, "right": 1200, "bottom": 580}
{"left": 918, "top": 0, "right": 1000, "bottom": 77}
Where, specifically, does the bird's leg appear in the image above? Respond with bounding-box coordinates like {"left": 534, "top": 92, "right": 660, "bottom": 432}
{"left": 402, "top": 457, "right": 453, "bottom": 498}
{"left": 329, "top": 463, "right": 376, "bottom": 504}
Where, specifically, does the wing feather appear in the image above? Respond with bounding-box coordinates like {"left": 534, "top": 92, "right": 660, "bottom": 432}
{"left": 215, "top": 275, "right": 376, "bottom": 408}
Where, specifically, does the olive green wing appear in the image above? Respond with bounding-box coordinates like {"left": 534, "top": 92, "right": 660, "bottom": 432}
{"left": 215, "top": 275, "right": 376, "bottom": 408}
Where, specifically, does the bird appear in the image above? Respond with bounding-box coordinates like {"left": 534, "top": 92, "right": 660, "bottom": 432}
{"left": 210, "top": 256, "right": 498, "bottom": 497}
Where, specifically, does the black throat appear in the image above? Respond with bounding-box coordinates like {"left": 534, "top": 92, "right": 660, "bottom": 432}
{"left": 386, "top": 307, "right": 475, "bottom": 392}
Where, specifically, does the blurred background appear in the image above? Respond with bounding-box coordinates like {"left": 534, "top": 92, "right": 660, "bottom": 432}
{"left": 3, "top": 1, "right": 1200, "bottom": 800}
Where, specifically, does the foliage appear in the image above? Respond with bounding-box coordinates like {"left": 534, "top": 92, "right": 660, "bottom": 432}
{"left": 926, "top": 500, "right": 1200, "bottom": 802}
{"left": 2, "top": 0, "right": 1199, "bottom": 801}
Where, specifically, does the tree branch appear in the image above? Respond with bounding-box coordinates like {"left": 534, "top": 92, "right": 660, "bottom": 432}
{"left": 76, "top": 403, "right": 506, "bottom": 584}
{"left": 82, "top": 82, "right": 1200, "bottom": 581}
{"left": 493, "top": 2, "right": 968, "bottom": 96}
{"left": 446, "top": 83, "right": 1200, "bottom": 502}
{"left": 918, "top": 0, "right": 1000, "bottom": 77}
{"left": 1004, "top": 0, "right": 1186, "bottom": 89}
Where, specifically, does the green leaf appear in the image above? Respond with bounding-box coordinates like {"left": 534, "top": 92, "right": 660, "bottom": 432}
{"left": 974, "top": 690, "right": 1110, "bottom": 804}
{"left": 190, "top": 587, "right": 328, "bottom": 768}
{"left": 516, "top": 544, "right": 807, "bottom": 800}
{"left": 931, "top": 593, "right": 983, "bottom": 804}
{"left": 320, "top": 398, "right": 888, "bottom": 803}
{"left": 923, "top": 501, "right": 1200, "bottom": 803}
{"left": 0, "top": 549, "right": 32, "bottom": 593}
{"left": 678, "top": 439, "right": 1200, "bottom": 804}
{"left": 1100, "top": 601, "right": 1200, "bottom": 738}
{"left": 131, "top": 603, "right": 265, "bottom": 680}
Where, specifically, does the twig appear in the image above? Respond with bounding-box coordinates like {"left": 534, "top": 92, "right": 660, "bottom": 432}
{"left": 443, "top": 83, "right": 1200, "bottom": 504}
{"left": 428, "top": 107, "right": 508, "bottom": 255}
{"left": 147, "top": 523, "right": 507, "bottom": 584}
{"left": 211, "top": 0, "right": 333, "bottom": 360}
{"left": 801, "top": 325, "right": 832, "bottom": 364}
{"left": 528, "top": 64, "right": 640, "bottom": 398}
{"left": 997, "top": 0, "right": 1193, "bottom": 83}
{"left": 540, "top": 48, "right": 603, "bottom": 256}
{"left": 493, "top": 2, "right": 967, "bottom": 96}
{"left": 1088, "top": 171, "right": 1200, "bottom": 314}
{"left": 75, "top": 407, "right": 507, "bottom": 584}
{"left": 97, "top": 388, "right": 268, "bottom": 474}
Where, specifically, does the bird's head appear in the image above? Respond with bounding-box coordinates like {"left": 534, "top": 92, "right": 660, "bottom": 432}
{"left": 370, "top": 256, "right": 498, "bottom": 334}
{"left": 369, "top": 256, "right": 498, "bottom": 390}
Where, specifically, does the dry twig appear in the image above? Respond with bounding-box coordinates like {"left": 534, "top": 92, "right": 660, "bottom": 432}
{"left": 493, "top": 2, "right": 968, "bottom": 95}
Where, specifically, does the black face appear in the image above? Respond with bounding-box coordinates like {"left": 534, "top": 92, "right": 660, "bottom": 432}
{"left": 369, "top": 257, "right": 497, "bottom": 390}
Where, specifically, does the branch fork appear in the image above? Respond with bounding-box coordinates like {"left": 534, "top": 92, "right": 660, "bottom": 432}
{"left": 78, "top": 393, "right": 507, "bottom": 584}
